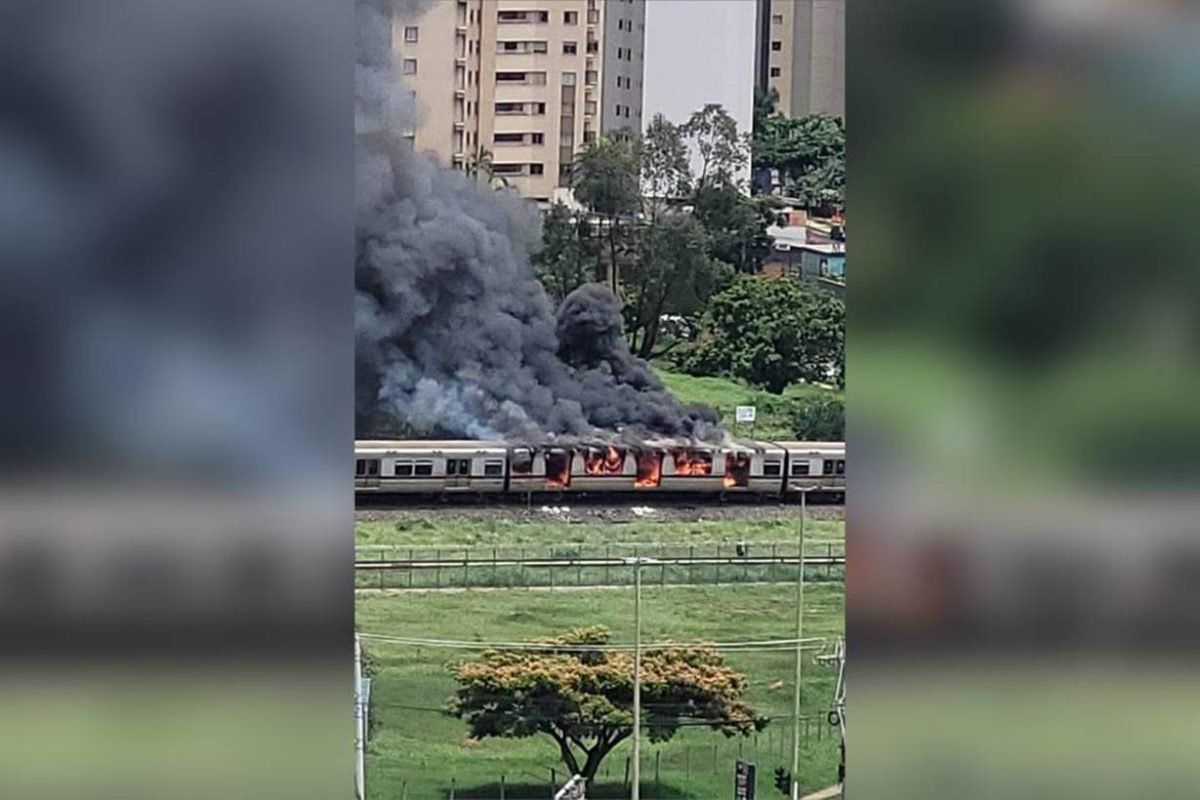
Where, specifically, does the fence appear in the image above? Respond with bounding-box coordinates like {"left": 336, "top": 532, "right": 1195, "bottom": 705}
{"left": 381, "top": 717, "right": 842, "bottom": 800}
{"left": 354, "top": 540, "right": 845, "bottom": 591}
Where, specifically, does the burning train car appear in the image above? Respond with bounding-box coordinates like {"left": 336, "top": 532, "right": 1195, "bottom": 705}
{"left": 354, "top": 439, "right": 846, "bottom": 499}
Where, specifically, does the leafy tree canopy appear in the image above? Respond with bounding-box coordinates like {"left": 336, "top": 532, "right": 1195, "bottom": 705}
{"left": 753, "top": 114, "right": 844, "bottom": 214}
{"left": 683, "top": 276, "right": 845, "bottom": 393}
{"left": 450, "top": 626, "right": 764, "bottom": 781}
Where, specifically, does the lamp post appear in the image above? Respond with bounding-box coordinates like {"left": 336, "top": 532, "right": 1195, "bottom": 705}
{"left": 791, "top": 489, "right": 808, "bottom": 800}
{"left": 621, "top": 557, "right": 660, "bottom": 800}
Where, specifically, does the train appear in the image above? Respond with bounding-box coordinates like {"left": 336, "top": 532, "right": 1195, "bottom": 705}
{"left": 354, "top": 439, "right": 845, "bottom": 499}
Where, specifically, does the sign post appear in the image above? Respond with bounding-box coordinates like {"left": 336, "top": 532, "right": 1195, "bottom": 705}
{"left": 734, "top": 759, "right": 756, "bottom": 800}
{"left": 735, "top": 405, "right": 757, "bottom": 438}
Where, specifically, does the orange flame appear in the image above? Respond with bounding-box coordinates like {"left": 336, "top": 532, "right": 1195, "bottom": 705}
{"left": 672, "top": 449, "right": 713, "bottom": 476}
{"left": 544, "top": 450, "right": 571, "bottom": 489}
{"left": 584, "top": 445, "right": 625, "bottom": 476}
{"left": 724, "top": 452, "right": 750, "bottom": 488}
{"left": 634, "top": 451, "right": 662, "bottom": 488}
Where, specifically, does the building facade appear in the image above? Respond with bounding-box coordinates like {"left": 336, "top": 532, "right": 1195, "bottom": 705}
{"left": 755, "top": 0, "right": 844, "bottom": 117}
{"left": 390, "top": 0, "right": 645, "bottom": 202}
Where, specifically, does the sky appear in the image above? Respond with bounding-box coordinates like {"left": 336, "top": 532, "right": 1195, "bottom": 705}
{"left": 642, "top": 0, "right": 757, "bottom": 182}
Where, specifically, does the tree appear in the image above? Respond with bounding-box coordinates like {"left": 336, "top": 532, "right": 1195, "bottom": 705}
{"left": 571, "top": 136, "right": 642, "bottom": 292}
{"left": 682, "top": 104, "right": 749, "bottom": 195}
{"left": 692, "top": 184, "right": 783, "bottom": 272}
{"left": 682, "top": 276, "right": 845, "bottom": 393}
{"left": 641, "top": 114, "right": 691, "bottom": 212}
{"left": 450, "top": 626, "right": 764, "bottom": 783}
{"left": 791, "top": 396, "right": 845, "bottom": 440}
{"left": 752, "top": 114, "right": 844, "bottom": 214}
{"left": 623, "top": 213, "right": 730, "bottom": 358}
{"left": 533, "top": 203, "right": 596, "bottom": 302}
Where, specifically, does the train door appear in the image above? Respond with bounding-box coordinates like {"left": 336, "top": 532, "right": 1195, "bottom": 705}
{"left": 355, "top": 457, "right": 380, "bottom": 489}
{"left": 445, "top": 457, "right": 472, "bottom": 490}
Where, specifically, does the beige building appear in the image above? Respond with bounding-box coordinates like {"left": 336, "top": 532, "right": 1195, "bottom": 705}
{"left": 755, "top": 0, "right": 844, "bottom": 117}
{"left": 390, "top": 0, "right": 646, "bottom": 202}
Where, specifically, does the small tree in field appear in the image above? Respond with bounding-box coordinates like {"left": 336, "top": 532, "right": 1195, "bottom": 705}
{"left": 449, "top": 626, "right": 764, "bottom": 782}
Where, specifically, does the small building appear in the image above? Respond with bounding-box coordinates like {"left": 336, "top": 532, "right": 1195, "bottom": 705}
{"left": 762, "top": 224, "right": 846, "bottom": 296}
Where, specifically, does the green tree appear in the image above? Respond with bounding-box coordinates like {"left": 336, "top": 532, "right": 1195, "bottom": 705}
{"left": 692, "top": 184, "right": 783, "bottom": 272}
{"left": 533, "top": 203, "right": 596, "bottom": 302}
{"left": 682, "top": 103, "right": 748, "bottom": 195}
{"left": 571, "top": 136, "right": 642, "bottom": 292}
{"left": 641, "top": 114, "right": 692, "bottom": 210}
{"left": 450, "top": 626, "right": 764, "bottom": 783}
{"left": 624, "top": 213, "right": 730, "bottom": 358}
{"left": 683, "top": 276, "right": 845, "bottom": 393}
{"left": 791, "top": 397, "right": 846, "bottom": 440}
{"left": 752, "top": 114, "right": 845, "bottom": 214}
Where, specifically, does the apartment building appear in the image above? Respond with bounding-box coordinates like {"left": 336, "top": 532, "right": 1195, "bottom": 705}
{"left": 755, "top": 0, "right": 844, "bottom": 117}
{"left": 390, "top": 0, "right": 646, "bottom": 202}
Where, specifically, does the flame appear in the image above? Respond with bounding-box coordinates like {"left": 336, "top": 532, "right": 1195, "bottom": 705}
{"left": 724, "top": 452, "right": 750, "bottom": 488}
{"left": 584, "top": 445, "right": 625, "bottom": 476}
{"left": 544, "top": 450, "right": 571, "bottom": 489}
{"left": 634, "top": 451, "right": 662, "bottom": 488}
{"left": 672, "top": 449, "right": 713, "bottom": 476}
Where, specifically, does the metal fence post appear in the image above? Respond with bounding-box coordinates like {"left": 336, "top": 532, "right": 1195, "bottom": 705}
{"left": 464, "top": 548, "right": 470, "bottom": 589}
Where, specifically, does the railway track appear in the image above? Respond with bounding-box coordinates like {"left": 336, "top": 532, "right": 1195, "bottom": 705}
{"left": 356, "top": 553, "right": 845, "bottom": 571}
{"left": 356, "top": 491, "right": 845, "bottom": 511}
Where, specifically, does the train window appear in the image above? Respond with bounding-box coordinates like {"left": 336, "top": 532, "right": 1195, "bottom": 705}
{"left": 394, "top": 462, "right": 413, "bottom": 477}
{"left": 792, "top": 461, "right": 810, "bottom": 477}
{"left": 367, "top": 460, "right": 379, "bottom": 476}
{"left": 512, "top": 449, "right": 533, "bottom": 473}
{"left": 822, "top": 460, "right": 834, "bottom": 476}
{"left": 484, "top": 461, "right": 503, "bottom": 477}
{"left": 447, "top": 459, "right": 458, "bottom": 475}
{"left": 836, "top": 459, "right": 845, "bottom": 475}
{"left": 458, "top": 459, "right": 471, "bottom": 475}
{"left": 763, "top": 460, "right": 782, "bottom": 477}
{"left": 355, "top": 459, "right": 366, "bottom": 477}
{"left": 414, "top": 461, "right": 434, "bottom": 477}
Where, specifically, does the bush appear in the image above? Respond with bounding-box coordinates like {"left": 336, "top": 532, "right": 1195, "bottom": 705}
{"left": 679, "top": 276, "right": 844, "bottom": 393}
{"left": 790, "top": 397, "right": 845, "bottom": 440}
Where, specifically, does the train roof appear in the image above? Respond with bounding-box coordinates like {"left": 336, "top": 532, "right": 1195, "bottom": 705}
{"left": 355, "top": 439, "right": 508, "bottom": 451}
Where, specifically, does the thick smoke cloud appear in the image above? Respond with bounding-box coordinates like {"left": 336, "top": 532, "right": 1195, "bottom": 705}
{"left": 355, "top": 0, "right": 719, "bottom": 443}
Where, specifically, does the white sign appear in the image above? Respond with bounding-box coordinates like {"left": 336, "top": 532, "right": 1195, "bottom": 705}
{"left": 735, "top": 406, "right": 757, "bottom": 423}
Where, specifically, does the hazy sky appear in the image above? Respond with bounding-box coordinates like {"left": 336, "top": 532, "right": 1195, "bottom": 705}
{"left": 642, "top": 0, "right": 757, "bottom": 179}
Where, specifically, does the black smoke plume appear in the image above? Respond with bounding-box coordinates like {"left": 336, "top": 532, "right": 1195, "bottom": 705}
{"left": 355, "top": 0, "right": 719, "bottom": 443}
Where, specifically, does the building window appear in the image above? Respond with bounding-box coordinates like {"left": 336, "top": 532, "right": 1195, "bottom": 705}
{"left": 585, "top": 70, "right": 597, "bottom": 85}
{"left": 772, "top": 40, "right": 782, "bottom": 51}
{"left": 772, "top": 13, "right": 783, "bottom": 24}
{"left": 532, "top": 41, "right": 548, "bottom": 53}
{"left": 585, "top": 100, "right": 596, "bottom": 114}
{"left": 615, "top": 104, "right": 621, "bottom": 116}
{"left": 564, "top": 10, "right": 578, "bottom": 24}
{"left": 563, "top": 40, "right": 577, "bottom": 54}
{"left": 560, "top": 131, "right": 574, "bottom": 146}
{"left": 531, "top": 132, "right": 544, "bottom": 144}
{"left": 770, "top": 66, "right": 781, "bottom": 77}
{"left": 402, "top": 58, "right": 417, "bottom": 75}
{"left": 530, "top": 163, "right": 544, "bottom": 175}
{"left": 494, "top": 132, "right": 524, "bottom": 144}
{"left": 492, "top": 163, "right": 524, "bottom": 176}
{"left": 562, "top": 71, "right": 576, "bottom": 86}
{"left": 534, "top": 102, "right": 546, "bottom": 114}
{"left": 404, "top": 26, "right": 419, "bottom": 42}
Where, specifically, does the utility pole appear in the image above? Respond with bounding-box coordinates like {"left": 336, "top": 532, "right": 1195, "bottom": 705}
{"left": 632, "top": 559, "right": 642, "bottom": 800}
{"left": 791, "top": 490, "right": 807, "bottom": 800}
{"left": 354, "top": 634, "right": 366, "bottom": 800}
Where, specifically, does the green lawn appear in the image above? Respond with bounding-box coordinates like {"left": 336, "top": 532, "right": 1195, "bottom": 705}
{"left": 655, "top": 369, "right": 842, "bottom": 441}
{"left": 356, "top": 515, "right": 844, "bottom": 549}
{"left": 359, "top": 583, "right": 844, "bottom": 800}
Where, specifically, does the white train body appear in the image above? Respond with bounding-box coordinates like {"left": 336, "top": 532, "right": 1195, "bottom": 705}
{"left": 354, "top": 439, "right": 845, "bottom": 498}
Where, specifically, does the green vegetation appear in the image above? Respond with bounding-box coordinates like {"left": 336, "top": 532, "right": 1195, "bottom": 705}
{"left": 679, "top": 277, "right": 845, "bottom": 393}
{"left": 359, "top": 583, "right": 844, "bottom": 799}
{"left": 656, "top": 368, "right": 843, "bottom": 441}
{"left": 356, "top": 515, "right": 843, "bottom": 549}
{"left": 752, "top": 91, "right": 844, "bottom": 215}
{"left": 451, "top": 625, "right": 762, "bottom": 782}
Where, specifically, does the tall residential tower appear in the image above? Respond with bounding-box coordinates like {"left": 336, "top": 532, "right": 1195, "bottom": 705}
{"left": 755, "top": 0, "right": 844, "bottom": 117}
{"left": 390, "top": 0, "right": 646, "bottom": 202}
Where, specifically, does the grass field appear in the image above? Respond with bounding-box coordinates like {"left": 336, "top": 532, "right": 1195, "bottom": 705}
{"left": 358, "top": 583, "right": 844, "bottom": 800}
{"left": 655, "top": 369, "right": 843, "bottom": 442}
{"left": 356, "top": 515, "right": 844, "bottom": 549}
